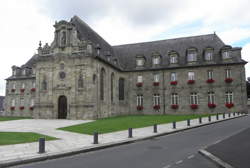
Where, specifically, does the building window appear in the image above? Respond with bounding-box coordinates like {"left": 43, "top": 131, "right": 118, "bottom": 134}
{"left": 190, "top": 93, "right": 198, "bottom": 105}
{"left": 22, "top": 69, "right": 26, "bottom": 76}
{"left": 225, "top": 69, "right": 231, "bottom": 78}
{"left": 42, "top": 76, "right": 47, "bottom": 90}
{"left": 170, "top": 54, "right": 178, "bottom": 64}
{"left": 136, "top": 59, "right": 144, "bottom": 66}
{"left": 12, "top": 83, "right": 16, "bottom": 89}
{"left": 188, "top": 72, "right": 195, "bottom": 80}
{"left": 153, "top": 57, "right": 160, "bottom": 65}
{"left": 78, "top": 74, "right": 84, "bottom": 88}
{"left": 207, "top": 70, "right": 213, "bottom": 79}
{"left": 100, "top": 68, "right": 105, "bottom": 100}
{"left": 137, "top": 95, "right": 143, "bottom": 106}
{"left": 93, "top": 74, "right": 96, "bottom": 84}
{"left": 111, "top": 73, "right": 114, "bottom": 102}
{"left": 208, "top": 92, "right": 215, "bottom": 104}
{"left": 11, "top": 99, "right": 15, "bottom": 106}
{"left": 171, "top": 93, "right": 179, "bottom": 105}
{"left": 187, "top": 49, "right": 197, "bottom": 62}
{"left": 13, "top": 69, "right": 16, "bottom": 76}
{"left": 222, "top": 51, "right": 230, "bottom": 59}
{"left": 137, "top": 75, "right": 143, "bottom": 83}
{"left": 170, "top": 72, "right": 177, "bottom": 81}
{"left": 119, "top": 78, "right": 125, "bottom": 100}
{"left": 204, "top": 49, "right": 213, "bottom": 61}
{"left": 153, "top": 94, "right": 160, "bottom": 106}
{"left": 21, "top": 83, "right": 25, "bottom": 89}
{"left": 20, "top": 98, "right": 24, "bottom": 106}
{"left": 225, "top": 91, "right": 233, "bottom": 104}
{"left": 154, "top": 74, "right": 159, "bottom": 82}
{"left": 30, "top": 99, "right": 34, "bottom": 107}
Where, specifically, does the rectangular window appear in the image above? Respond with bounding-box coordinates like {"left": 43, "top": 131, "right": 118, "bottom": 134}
{"left": 205, "top": 52, "right": 213, "bottom": 61}
{"left": 170, "top": 55, "right": 177, "bottom": 64}
{"left": 171, "top": 93, "right": 179, "bottom": 105}
{"left": 11, "top": 99, "right": 15, "bottom": 106}
{"left": 187, "top": 53, "right": 197, "bottom": 62}
{"left": 188, "top": 72, "right": 195, "bottom": 80}
{"left": 153, "top": 94, "right": 160, "bottom": 106}
{"left": 190, "top": 93, "right": 198, "bottom": 104}
{"left": 154, "top": 74, "right": 159, "bottom": 82}
{"left": 153, "top": 57, "right": 160, "bottom": 65}
{"left": 225, "top": 91, "right": 233, "bottom": 103}
{"left": 225, "top": 69, "right": 231, "bottom": 78}
{"left": 32, "top": 81, "right": 36, "bottom": 88}
{"left": 22, "top": 69, "right": 26, "bottom": 75}
{"left": 12, "top": 83, "right": 16, "bottom": 89}
{"left": 137, "top": 95, "right": 143, "bottom": 106}
{"left": 137, "top": 59, "right": 143, "bottom": 66}
{"left": 170, "top": 72, "right": 177, "bottom": 81}
{"left": 22, "top": 83, "right": 25, "bottom": 89}
{"left": 30, "top": 99, "right": 34, "bottom": 106}
{"left": 137, "top": 75, "right": 143, "bottom": 83}
{"left": 207, "top": 70, "right": 213, "bottom": 79}
{"left": 119, "top": 78, "right": 125, "bottom": 100}
{"left": 222, "top": 51, "right": 230, "bottom": 59}
{"left": 20, "top": 98, "right": 24, "bottom": 106}
{"left": 208, "top": 92, "right": 215, "bottom": 104}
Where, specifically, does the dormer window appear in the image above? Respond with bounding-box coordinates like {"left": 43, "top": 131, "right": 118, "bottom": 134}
{"left": 187, "top": 48, "right": 197, "bottom": 62}
{"left": 22, "top": 69, "right": 26, "bottom": 76}
{"left": 169, "top": 51, "right": 178, "bottom": 64}
{"left": 136, "top": 56, "right": 145, "bottom": 67}
{"left": 222, "top": 51, "right": 230, "bottom": 59}
{"left": 13, "top": 69, "right": 16, "bottom": 76}
{"left": 204, "top": 48, "right": 213, "bottom": 61}
{"left": 153, "top": 57, "right": 160, "bottom": 65}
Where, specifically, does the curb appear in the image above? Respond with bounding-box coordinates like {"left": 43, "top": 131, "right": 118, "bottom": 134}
{"left": 199, "top": 149, "right": 234, "bottom": 168}
{"left": 0, "top": 114, "right": 247, "bottom": 168}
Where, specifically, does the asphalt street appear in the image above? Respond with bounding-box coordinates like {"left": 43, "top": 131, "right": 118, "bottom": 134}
{"left": 14, "top": 115, "right": 250, "bottom": 168}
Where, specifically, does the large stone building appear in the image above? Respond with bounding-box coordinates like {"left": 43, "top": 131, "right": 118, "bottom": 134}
{"left": 4, "top": 16, "right": 248, "bottom": 119}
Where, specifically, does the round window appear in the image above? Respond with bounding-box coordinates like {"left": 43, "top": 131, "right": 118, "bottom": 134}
{"left": 59, "top": 71, "right": 66, "bottom": 79}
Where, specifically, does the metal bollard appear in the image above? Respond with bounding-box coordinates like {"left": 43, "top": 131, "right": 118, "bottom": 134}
{"left": 173, "top": 121, "right": 176, "bottom": 129}
{"left": 187, "top": 119, "right": 190, "bottom": 126}
{"left": 216, "top": 114, "right": 219, "bottom": 120}
{"left": 153, "top": 124, "right": 157, "bottom": 133}
{"left": 208, "top": 116, "right": 211, "bottom": 122}
{"left": 223, "top": 113, "right": 225, "bottom": 119}
{"left": 228, "top": 113, "right": 231, "bottom": 118}
{"left": 93, "top": 132, "right": 98, "bottom": 144}
{"left": 233, "top": 112, "right": 235, "bottom": 116}
{"left": 38, "top": 137, "right": 45, "bottom": 154}
{"left": 128, "top": 128, "right": 133, "bottom": 138}
{"left": 199, "top": 117, "right": 202, "bottom": 124}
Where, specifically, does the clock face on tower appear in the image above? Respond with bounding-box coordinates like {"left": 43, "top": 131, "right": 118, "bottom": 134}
{"left": 59, "top": 71, "right": 66, "bottom": 79}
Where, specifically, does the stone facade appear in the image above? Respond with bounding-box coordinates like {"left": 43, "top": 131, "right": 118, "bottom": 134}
{"left": 4, "top": 16, "right": 248, "bottom": 119}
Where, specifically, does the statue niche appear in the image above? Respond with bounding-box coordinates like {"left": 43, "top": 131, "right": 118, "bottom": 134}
{"left": 60, "top": 31, "right": 66, "bottom": 47}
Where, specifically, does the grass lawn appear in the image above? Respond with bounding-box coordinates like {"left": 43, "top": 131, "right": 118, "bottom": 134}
{"left": 0, "top": 132, "right": 57, "bottom": 145}
{"left": 59, "top": 114, "right": 214, "bottom": 135}
{"left": 0, "top": 116, "right": 31, "bottom": 121}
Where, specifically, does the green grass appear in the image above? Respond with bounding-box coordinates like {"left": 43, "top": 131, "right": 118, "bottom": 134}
{"left": 59, "top": 114, "right": 214, "bottom": 135}
{"left": 0, "top": 116, "right": 31, "bottom": 121}
{"left": 0, "top": 132, "right": 57, "bottom": 145}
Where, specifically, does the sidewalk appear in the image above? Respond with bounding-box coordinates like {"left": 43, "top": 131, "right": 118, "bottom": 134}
{"left": 0, "top": 113, "right": 246, "bottom": 167}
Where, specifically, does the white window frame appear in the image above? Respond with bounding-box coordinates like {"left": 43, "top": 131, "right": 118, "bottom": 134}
{"left": 20, "top": 98, "right": 24, "bottom": 106}
{"left": 136, "top": 59, "right": 144, "bottom": 66}
{"left": 205, "top": 51, "right": 213, "bottom": 61}
{"left": 171, "top": 93, "right": 179, "bottom": 105}
{"left": 32, "top": 81, "right": 36, "bottom": 88}
{"left": 170, "top": 55, "right": 178, "bottom": 64}
{"left": 190, "top": 93, "right": 198, "bottom": 105}
{"left": 137, "top": 75, "right": 143, "bottom": 83}
{"left": 225, "top": 69, "right": 231, "bottom": 78}
{"left": 22, "top": 69, "right": 26, "bottom": 76}
{"left": 11, "top": 99, "right": 15, "bottom": 106}
{"left": 30, "top": 99, "right": 34, "bottom": 107}
{"left": 207, "top": 70, "right": 213, "bottom": 79}
{"left": 12, "top": 83, "right": 16, "bottom": 89}
{"left": 13, "top": 69, "right": 16, "bottom": 76}
{"left": 137, "top": 95, "right": 143, "bottom": 106}
{"left": 188, "top": 72, "right": 195, "bottom": 80}
{"left": 153, "top": 57, "right": 160, "bottom": 65}
{"left": 187, "top": 52, "right": 197, "bottom": 62}
{"left": 153, "top": 94, "right": 160, "bottom": 106}
{"left": 222, "top": 51, "right": 230, "bottom": 59}
{"left": 21, "top": 83, "right": 25, "bottom": 89}
{"left": 154, "top": 74, "right": 159, "bottom": 82}
{"left": 225, "top": 91, "right": 233, "bottom": 104}
{"left": 208, "top": 92, "right": 215, "bottom": 104}
{"left": 170, "top": 72, "right": 177, "bottom": 81}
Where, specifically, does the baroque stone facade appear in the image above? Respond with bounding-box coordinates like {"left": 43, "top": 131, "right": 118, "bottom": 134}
{"left": 4, "top": 16, "right": 248, "bottom": 119}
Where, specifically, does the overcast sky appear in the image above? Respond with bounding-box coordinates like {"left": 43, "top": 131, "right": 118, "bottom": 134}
{"left": 0, "top": 0, "right": 250, "bottom": 95}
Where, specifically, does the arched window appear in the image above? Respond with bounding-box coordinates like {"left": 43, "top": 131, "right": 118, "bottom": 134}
{"left": 111, "top": 73, "right": 114, "bottom": 102}
{"left": 119, "top": 78, "right": 125, "bottom": 100}
{"left": 187, "top": 48, "right": 198, "bottom": 62}
{"left": 100, "top": 68, "right": 105, "bottom": 100}
{"left": 42, "top": 76, "right": 47, "bottom": 90}
{"left": 78, "top": 74, "right": 84, "bottom": 88}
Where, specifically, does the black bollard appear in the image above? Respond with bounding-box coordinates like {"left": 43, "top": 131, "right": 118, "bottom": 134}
{"left": 199, "top": 117, "right": 202, "bottom": 124}
{"left": 187, "top": 119, "right": 190, "bottom": 126}
{"left": 233, "top": 112, "right": 235, "bottom": 116}
{"left": 128, "top": 128, "right": 133, "bottom": 138}
{"left": 93, "top": 132, "right": 98, "bottom": 144}
{"left": 153, "top": 124, "right": 157, "bottom": 133}
{"left": 216, "top": 114, "right": 219, "bottom": 120}
{"left": 208, "top": 116, "right": 211, "bottom": 122}
{"left": 228, "top": 113, "right": 231, "bottom": 118}
{"left": 38, "top": 137, "right": 45, "bottom": 154}
{"left": 223, "top": 113, "right": 225, "bottom": 119}
{"left": 173, "top": 121, "right": 176, "bottom": 129}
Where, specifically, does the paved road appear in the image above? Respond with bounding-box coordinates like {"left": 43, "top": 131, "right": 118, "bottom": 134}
{"left": 15, "top": 115, "right": 250, "bottom": 168}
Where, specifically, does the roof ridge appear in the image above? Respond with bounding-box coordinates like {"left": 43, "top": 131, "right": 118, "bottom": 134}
{"left": 112, "top": 33, "right": 217, "bottom": 47}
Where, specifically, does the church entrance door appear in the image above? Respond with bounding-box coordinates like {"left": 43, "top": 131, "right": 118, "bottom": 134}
{"left": 58, "top": 96, "right": 67, "bottom": 119}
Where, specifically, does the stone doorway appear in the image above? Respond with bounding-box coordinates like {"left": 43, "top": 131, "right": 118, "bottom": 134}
{"left": 58, "top": 95, "right": 67, "bottom": 119}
